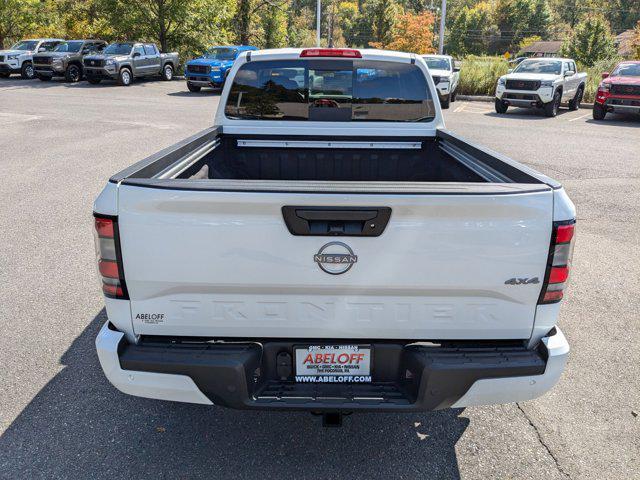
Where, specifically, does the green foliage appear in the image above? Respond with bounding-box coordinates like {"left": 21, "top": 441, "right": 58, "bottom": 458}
{"left": 364, "top": 0, "right": 402, "bottom": 47}
{"left": 580, "top": 57, "right": 623, "bottom": 102}
{"left": 261, "top": 4, "right": 287, "bottom": 48}
{"left": 457, "top": 56, "right": 509, "bottom": 95}
{"left": 0, "top": 0, "right": 45, "bottom": 47}
{"left": 495, "top": 0, "right": 551, "bottom": 51}
{"left": 447, "top": 2, "right": 497, "bottom": 56}
{"left": 561, "top": 15, "right": 616, "bottom": 67}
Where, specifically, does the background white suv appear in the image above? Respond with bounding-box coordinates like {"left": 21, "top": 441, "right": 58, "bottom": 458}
{"left": 423, "top": 54, "right": 460, "bottom": 109}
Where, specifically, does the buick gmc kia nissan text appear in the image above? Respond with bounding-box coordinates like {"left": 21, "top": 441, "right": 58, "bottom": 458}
{"left": 94, "top": 48, "right": 574, "bottom": 416}
{"left": 495, "top": 57, "right": 586, "bottom": 117}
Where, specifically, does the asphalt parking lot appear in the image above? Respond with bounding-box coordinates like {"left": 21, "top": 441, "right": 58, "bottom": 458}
{"left": 0, "top": 77, "right": 638, "bottom": 480}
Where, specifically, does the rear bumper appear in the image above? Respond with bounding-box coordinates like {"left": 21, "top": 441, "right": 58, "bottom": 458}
{"left": 96, "top": 322, "right": 569, "bottom": 411}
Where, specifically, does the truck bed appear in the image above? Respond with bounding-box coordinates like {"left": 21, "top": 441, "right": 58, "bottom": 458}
{"left": 110, "top": 127, "right": 559, "bottom": 190}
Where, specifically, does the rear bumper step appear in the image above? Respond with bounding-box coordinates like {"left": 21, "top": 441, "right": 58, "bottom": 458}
{"left": 96, "top": 322, "right": 569, "bottom": 412}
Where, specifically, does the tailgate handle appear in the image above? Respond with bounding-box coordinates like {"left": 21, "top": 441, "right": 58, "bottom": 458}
{"left": 282, "top": 206, "right": 391, "bottom": 236}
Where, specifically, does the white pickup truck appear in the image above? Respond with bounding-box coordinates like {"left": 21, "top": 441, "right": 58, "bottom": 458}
{"left": 423, "top": 54, "right": 460, "bottom": 109}
{"left": 495, "top": 57, "right": 587, "bottom": 117}
{"left": 0, "top": 38, "right": 64, "bottom": 79}
{"left": 94, "top": 48, "right": 574, "bottom": 423}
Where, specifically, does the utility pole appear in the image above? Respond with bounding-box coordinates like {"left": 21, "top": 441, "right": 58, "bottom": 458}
{"left": 438, "top": 0, "right": 447, "bottom": 54}
{"left": 316, "top": 0, "right": 322, "bottom": 47}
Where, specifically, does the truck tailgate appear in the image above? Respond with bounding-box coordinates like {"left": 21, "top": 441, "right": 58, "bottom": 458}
{"left": 117, "top": 183, "right": 553, "bottom": 340}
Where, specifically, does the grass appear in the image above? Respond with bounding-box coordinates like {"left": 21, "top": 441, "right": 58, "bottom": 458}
{"left": 456, "top": 55, "right": 625, "bottom": 103}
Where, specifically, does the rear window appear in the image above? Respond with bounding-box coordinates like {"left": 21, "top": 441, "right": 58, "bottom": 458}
{"left": 225, "top": 59, "right": 435, "bottom": 122}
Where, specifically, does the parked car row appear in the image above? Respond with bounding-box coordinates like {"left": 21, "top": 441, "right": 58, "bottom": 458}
{"left": 0, "top": 38, "right": 179, "bottom": 86}
{"left": 182, "top": 47, "right": 462, "bottom": 112}
{"left": 494, "top": 56, "right": 640, "bottom": 120}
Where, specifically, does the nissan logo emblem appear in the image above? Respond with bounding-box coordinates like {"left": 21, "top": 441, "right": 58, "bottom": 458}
{"left": 314, "top": 242, "right": 358, "bottom": 275}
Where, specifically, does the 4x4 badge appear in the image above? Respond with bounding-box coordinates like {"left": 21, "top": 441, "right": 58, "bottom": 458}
{"left": 504, "top": 277, "right": 540, "bottom": 285}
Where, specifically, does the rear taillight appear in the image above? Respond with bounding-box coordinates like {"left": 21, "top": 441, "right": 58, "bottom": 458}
{"left": 300, "top": 48, "right": 362, "bottom": 58}
{"left": 93, "top": 214, "right": 128, "bottom": 299}
{"left": 539, "top": 221, "right": 576, "bottom": 304}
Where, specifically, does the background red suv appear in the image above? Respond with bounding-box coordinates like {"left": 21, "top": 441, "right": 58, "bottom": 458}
{"left": 593, "top": 61, "right": 640, "bottom": 120}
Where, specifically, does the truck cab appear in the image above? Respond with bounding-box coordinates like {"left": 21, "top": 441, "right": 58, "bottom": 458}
{"left": 185, "top": 45, "right": 258, "bottom": 92}
{"left": 495, "top": 57, "right": 587, "bottom": 117}
{"left": 94, "top": 48, "right": 574, "bottom": 419}
{"left": 0, "top": 38, "right": 64, "bottom": 79}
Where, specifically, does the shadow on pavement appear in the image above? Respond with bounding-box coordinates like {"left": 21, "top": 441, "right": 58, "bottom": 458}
{"left": 0, "top": 310, "right": 469, "bottom": 479}
{"left": 586, "top": 114, "right": 640, "bottom": 127}
{"left": 167, "top": 90, "right": 221, "bottom": 97}
{"left": 0, "top": 76, "right": 182, "bottom": 90}
{"left": 484, "top": 107, "right": 573, "bottom": 120}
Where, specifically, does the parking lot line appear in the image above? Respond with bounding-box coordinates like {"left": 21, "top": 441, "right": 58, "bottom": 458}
{"left": 568, "top": 112, "right": 590, "bottom": 122}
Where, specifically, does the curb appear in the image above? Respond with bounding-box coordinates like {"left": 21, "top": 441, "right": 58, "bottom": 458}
{"left": 457, "top": 95, "right": 493, "bottom": 102}
{"left": 457, "top": 94, "right": 594, "bottom": 109}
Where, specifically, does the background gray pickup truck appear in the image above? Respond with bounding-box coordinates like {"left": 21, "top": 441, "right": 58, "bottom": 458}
{"left": 83, "top": 42, "right": 179, "bottom": 86}
{"left": 33, "top": 40, "right": 107, "bottom": 83}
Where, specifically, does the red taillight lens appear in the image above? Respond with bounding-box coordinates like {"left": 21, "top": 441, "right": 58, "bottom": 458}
{"left": 93, "top": 215, "right": 128, "bottom": 299}
{"left": 539, "top": 221, "right": 575, "bottom": 304}
{"left": 300, "top": 48, "right": 362, "bottom": 58}
{"left": 555, "top": 224, "right": 574, "bottom": 244}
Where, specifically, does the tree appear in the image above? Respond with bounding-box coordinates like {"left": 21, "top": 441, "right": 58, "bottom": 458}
{"left": 364, "top": 0, "right": 402, "bottom": 48}
{"left": 495, "top": 0, "right": 551, "bottom": 52}
{"left": 630, "top": 21, "right": 640, "bottom": 60}
{"left": 561, "top": 15, "right": 616, "bottom": 66}
{"left": 447, "top": 1, "right": 497, "bottom": 56}
{"left": 98, "top": 0, "right": 235, "bottom": 56}
{"left": 0, "top": 0, "right": 42, "bottom": 48}
{"left": 261, "top": 3, "right": 287, "bottom": 48}
{"left": 371, "top": 11, "right": 436, "bottom": 53}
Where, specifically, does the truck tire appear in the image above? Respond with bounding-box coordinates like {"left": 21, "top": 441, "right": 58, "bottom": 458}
{"left": 37, "top": 74, "right": 51, "bottom": 81}
{"left": 65, "top": 64, "right": 81, "bottom": 83}
{"left": 592, "top": 103, "right": 606, "bottom": 120}
{"left": 441, "top": 94, "right": 451, "bottom": 109}
{"left": 87, "top": 76, "right": 101, "bottom": 84}
{"left": 118, "top": 67, "right": 132, "bottom": 86}
{"left": 162, "top": 64, "right": 173, "bottom": 81}
{"left": 494, "top": 98, "right": 508, "bottom": 114}
{"left": 451, "top": 90, "right": 457, "bottom": 102}
{"left": 544, "top": 90, "right": 561, "bottom": 117}
{"left": 21, "top": 62, "right": 35, "bottom": 79}
{"left": 568, "top": 86, "right": 583, "bottom": 111}
{"left": 187, "top": 82, "right": 201, "bottom": 92}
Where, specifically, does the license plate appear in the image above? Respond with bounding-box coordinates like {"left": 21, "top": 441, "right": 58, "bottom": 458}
{"left": 294, "top": 345, "right": 372, "bottom": 383}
